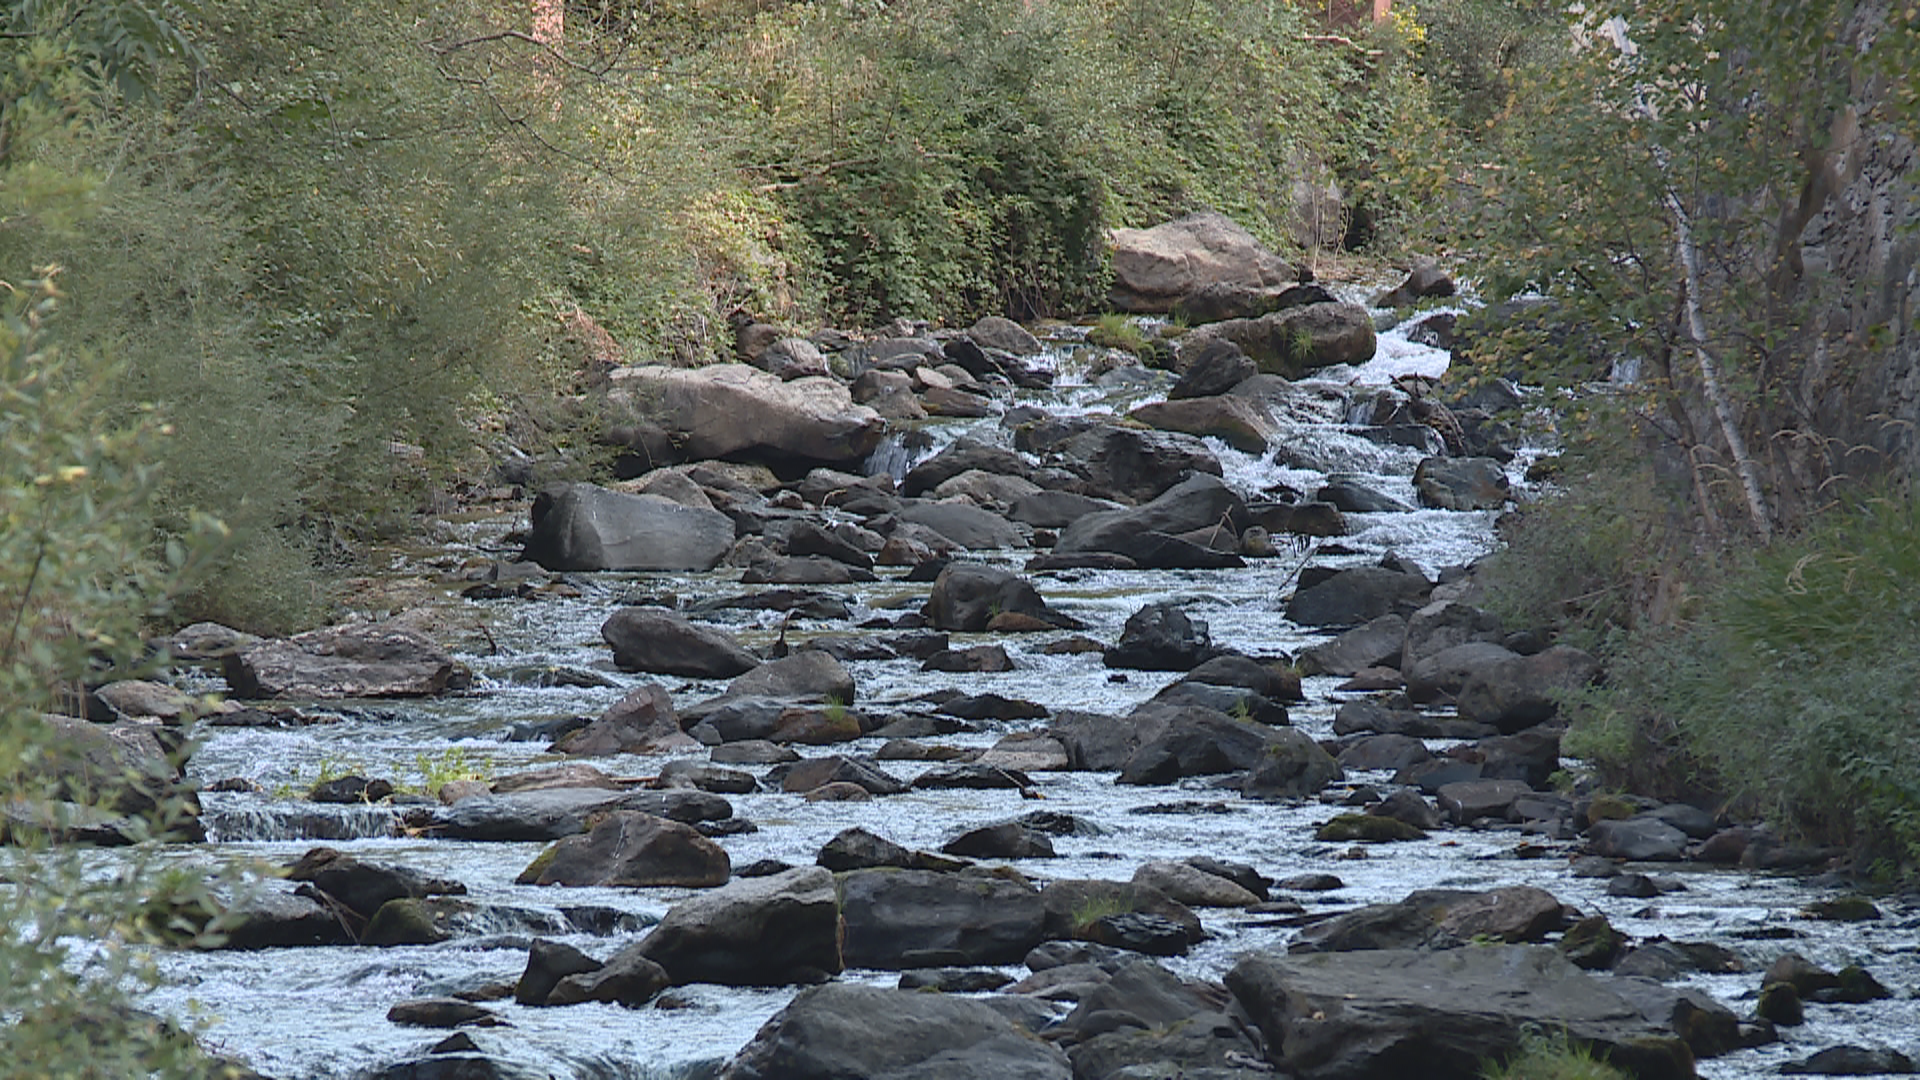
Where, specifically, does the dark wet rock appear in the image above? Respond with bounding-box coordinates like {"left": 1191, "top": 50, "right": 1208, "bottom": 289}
{"left": 784, "top": 519, "right": 876, "bottom": 568}
{"left": 913, "top": 764, "right": 1034, "bottom": 791}
{"left": 554, "top": 684, "right": 696, "bottom": 756}
{"left": 1007, "top": 490, "right": 1124, "bottom": 529}
{"left": 386, "top": 998, "right": 502, "bottom": 1029}
{"left": 309, "top": 775, "right": 394, "bottom": 804}
{"left": 1559, "top": 915, "right": 1627, "bottom": 970}
{"left": 1372, "top": 788, "right": 1443, "bottom": 830}
{"left": 1782, "top": 1046, "right": 1916, "bottom": 1075}
{"left": 1293, "top": 886, "right": 1565, "bottom": 953}
{"left": 285, "top": 847, "right": 466, "bottom": 921}
{"left": 1644, "top": 802, "right": 1718, "bottom": 840}
{"left": 817, "top": 827, "right": 963, "bottom": 873}
{"left": 691, "top": 589, "right": 854, "bottom": 620}
{"left": 1437, "top": 779, "right": 1536, "bottom": 825}
{"left": 1615, "top": 941, "right": 1744, "bottom": 982}
{"left": 1182, "top": 654, "right": 1302, "bottom": 702}
{"left": 1336, "top": 734, "right": 1431, "bottom": 772}
{"left": 718, "top": 982, "right": 1072, "bottom": 1080}
{"left": 1395, "top": 758, "right": 1487, "bottom": 794}
{"left": 707, "top": 651, "right": 857, "bottom": 710}
{"left": 941, "top": 822, "right": 1056, "bottom": 860}
{"left": 1802, "top": 896, "right": 1883, "bottom": 922}
{"left": 213, "top": 889, "right": 354, "bottom": 949}
{"left": 767, "top": 704, "right": 869, "bottom": 745}
{"left": 1286, "top": 566, "right": 1431, "bottom": 628}
{"left": 1228, "top": 946, "right": 1697, "bottom": 1080}
{"left": 1371, "top": 261, "right": 1456, "bottom": 308}
{"left": 839, "top": 868, "right": 1048, "bottom": 969}
{"left": 1056, "top": 425, "right": 1222, "bottom": 504}
{"left": 1187, "top": 302, "right": 1378, "bottom": 378}
{"left": 520, "top": 482, "right": 736, "bottom": 573}
{"left": 1042, "top": 879, "right": 1205, "bottom": 951}
{"left": 223, "top": 624, "right": 459, "bottom": 700}
{"left": 635, "top": 865, "right": 843, "bottom": 986}
{"left": 1148, "top": 681, "right": 1289, "bottom": 727}
{"left": 774, "top": 756, "right": 906, "bottom": 796}
{"left": 1401, "top": 600, "right": 1507, "bottom": 676}
{"left": 1414, "top": 456, "right": 1511, "bottom": 511}
{"left": 1316, "top": 476, "right": 1414, "bottom": 514}
{"left": 1456, "top": 644, "right": 1601, "bottom": 732}
{"left": 1756, "top": 980, "right": 1806, "bottom": 1026}
{"left": 1812, "top": 965, "right": 1893, "bottom": 1005}
{"left": 1117, "top": 708, "right": 1320, "bottom": 786}
{"left": 741, "top": 555, "right": 877, "bottom": 585}
{"left": 1589, "top": 816, "right": 1690, "bottom": 862}
{"left": 1239, "top": 728, "right": 1345, "bottom": 799}
{"left": 1083, "top": 913, "right": 1194, "bottom": 957}
{"left": 606, "top": 363, "right": 883, "bottom": 467}
{"left": 1608, "top": 978, "right": 1743, "bottom": 1059}
{"left": 1104, "top": 602, "right": 1223, "bottom": 672}
{"left": 1181, "top": 857, "right": 1270, "bottom": 900}
{"left": 923, "top": 563, "right": 1071, "bottom": 632}
{"left": 516, "top": 939, "right": 603, "bottom": 1005}
{"left": 516, "top": 811, "right": 729, "bottom": 888}
{"left": 1275, "top": 873, "right": 1344, "bottom": 892}
{"left": 1171, "top": 338, "right": 1259, "bottom": 399}
{"left": 936, "top": 693, "right": 1047, "bottom": 721}
{"left": 547, "top": 948, "right": 671, "bottom": 1008}
{"left": 1468, "top": 727, "right": 1562, "bottom": 789}
{"left": 893, "top": 501, "right": 1026, "bottom": 551}
{"left": 430, "top": 788, "right": 731, "bottom": 842}
{"left": 709, "top": 740, "right": 800, "bottom": 766}
{"left": 1298, "top": 614, "right": 1408, "bottom": 677}
{"left": 922, "top": 644, "right": 1015, "bottom": 673}
{"left": 599, "top": 609, "right": 760, "bottom": 679}
{"left": 1763, "top": 953, "right": 1843, "bottom": 997}
{"left": 897, "top": 967, "right": 1015, "bottom": 993}
{"left": 1314, "top": 813, "right": 1427, "bottom": 842}
{"left": 902, "top": 438, "right": 1031, "bottom": 497}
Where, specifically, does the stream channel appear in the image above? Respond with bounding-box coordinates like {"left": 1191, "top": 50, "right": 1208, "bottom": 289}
{"left": 129, "top": 302, "right": 1920, "bottom": 1079}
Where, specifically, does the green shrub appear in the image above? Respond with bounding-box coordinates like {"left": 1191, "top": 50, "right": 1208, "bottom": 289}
{"left": 1480, "top": 1030, "right": 1631, "bottom": 1080}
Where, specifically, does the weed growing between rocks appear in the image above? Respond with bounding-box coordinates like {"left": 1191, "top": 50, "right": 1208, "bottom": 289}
{"left": 1479, "top": 1029, "right": 1630, "bottom": 1080}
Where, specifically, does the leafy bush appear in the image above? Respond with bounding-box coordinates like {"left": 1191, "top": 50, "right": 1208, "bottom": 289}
{"left": 1480, "top": 1030, "right": 1630, "bottom": 1080}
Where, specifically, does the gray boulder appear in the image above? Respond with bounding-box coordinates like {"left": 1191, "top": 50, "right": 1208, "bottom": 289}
{"left": 838, "top": 868, "right": 1049, "bottom": 969}
{"left": 1107, "top": 212, "right": 1295, "bottom": 314}
{"left": 516, "top": 810, "right": 730, "bottom": 888}
{"left": 1056, "top": 426, "right": 1222, "bottom": 504}
{"left": 554, "top": 684, "right": 698, "bottom": 756}
{"left": 1171, "top": 338, "right": 1258, "bottom": 399}
{"left": 430, "top": 787, "right": 732, "bottom": 842}
{"left": 522, "top": 483, "right": 736, "bottom": 572}
{"left": 1226, "top": 946, "right": 1698, "bottom": 1080}
{"left": 1298, "top": 613, "right": 1408, "bottom": 676}
{"left": 606, "top": 363, "right": 883, "bottom": 466}
{"left": 895, "top": 501, "right": 1027, "bottom": 550}
{"left": 719, "top": 983, "right": 1072, "bottom": 1080}
{"left": 224, "top": 624, "right": 458, "bottom": 699}
{"left": 1053, "top": 474, "right": 1247, "bottom": 557}
{"left": 636, "top": 865, "right": 843, "bottom": 985}
{"left": 1455, "top": 644, "right": 1601, "bottom": 732}
{"left": 1104, "top": 602, "right": 1220, "bottom": 672}
{"left": 1127, "top": 397, "right": 1274, "bottom": 455}
{"left": 1186, "top": 302, "right": 1378, "bottom": 378}
{"left": 1401, "top": 600, "right": 1506, "bottom": 676}
{"left": 1415, "top": 457, "right": 1511, "bottom": 511}
{"left": 924, "top": 563, "right": 1070, "bottom": 632}
{"left": 1286, "top": 567, "right": 1431, "bottom": 628}
{"left": 1240, "top": 728, "right": 1345, "bottom": 799}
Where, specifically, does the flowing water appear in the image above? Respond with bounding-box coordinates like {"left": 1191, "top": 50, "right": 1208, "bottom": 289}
{"left": 122, "top": 309, "right": 1919, "bottom": 1078}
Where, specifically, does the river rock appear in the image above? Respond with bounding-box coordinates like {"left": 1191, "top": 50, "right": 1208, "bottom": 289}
{"left": 386, "top": 998, "right": 501, "bottom": 1029}
{"left": 1781, "top": 1047, "right": 1917, "bottom": 1075}
{"left": 33, "top": 713, "right": 191, "bottom": 820}
{"left": 1290, "top": 886, "right": 1564, "bottom": 953}
{"left": 1103, "top": 602, "right": 1221, "bottom": 671}
{"left": 941, "top": 822, "right": 1055, "bottom": 860}
{"left": 1298, "top": 614, "right": 1408, "bottom": 676}
{"left": 901, "top": 438, "right": 1032, "bottom": 496}
{"left": 1456, "top": 644, "right": 1601, "bottom": 732}
{"left": 224, "top": 624, "right": 458, "bottom": 699}
{"left": 1337, "top": 733, "right": 1432, "bottom": 772}
{"left": 1469, "top": 728, "right": 1562, "bottom": 789}
{"left": 214, "top": 889, "right": 355, "bottom": 949}
{"left": 286, "top": 847, "right": 466, "bottom": 921}
{"left": 606, "top": 363, "right": 883, "bottom": 466}
{"left": 1227, "top": 946, "right": 1697, "bottom": 1080}
{"left": 1006, "top": 490, "right": 1123, "bottom": 529}
{"left": 928, "top": 469, "right": 1042, "bottom": 511}
{"left": 1118, "top": 707, "right": 1300, "bottom": 785}
{"left": 1041, "top": 879, "right": 1205, "bottom": 949}
{"left": 516, "top": 810, "right": 730, "bottom": 888}
{"left": 923, "top": 563, "right": 1068, "bottom": 631}
{"left": 515, "top": 939, "right": 603, "bottom": 1005}
{"left": 1183, "top": 654, "right": 1302, "bottom": 701}
{"left": 1052, "top": 473, "right": 1247, "bottom": 559}
{"left": 1186, "top": 302, "right": 1378, "bottom": 378}
{"left": 1436, "top": 779, "right": 1536, "bottom": 825}
{"left": 922, "top": 643, "right": 1014, "bottom": 673}
{"left": 1056, "top": 425, "right": 1222, "bottom": 505}
{"left": 1131, "top": 860, "right": 1260, "bottom": 907}
{"left": 891, "top": 501, "right": 1024, "bottom": 551}
{"left": 718, "top": 983, "right": 1072, "bottom": 1080}
{"left": 712, "top": 651, "right": 856, "bottom": 708}
{"left": 1371, "top": 260, "right": 1456, "bottom": 308}
{"left": 775, "top": 755, "right": 906, "bottom": 796}
{"left": 1171, "top": 338, "right": 1258, "bottom": 399}
{"left": 633, "top": 865, "right": 843, "bottom": 985}
{"left": 1148, "top": 681, "right": 1289, "bottom": 727}
{"left": 1589, "top": 816, "right": 1690, "bottom": 862}
{"left": 1107, "top": 211, "right": 1295, "bottom": 314}
{"left": 554, "top": 684, "right": 696, "bottom": 756}
{"left": 1414, "top": 456, "right": 1511, "bottom": 511}
{"left": 817, "top": 827, "right": 962, "bottom": 873}
{"left": 1316, "top": 476, "right": 1414, "bottom": 514}
{"left": 1128, "top": 396, "right": 1274, "bottom": 454}
{"left": 430, "top": 787, "right": 731, "bottom": 842}
{"left": 839, "top": 868, "right": 1049, "bottom": 969}
{"left": 966, "top": 314, "right": 1043, "bottom": 355}
{"left": 547, "top": 948, "right": 672, "bottom": 1008}
{"left": 1286, "top": 566, "right": 1431, "bottom": 628}
{"left": 521, "top": 483, "right": 736, "bottom": 573}
{"left": 1401, "top": 600, "right": 1506, "bottom": 674}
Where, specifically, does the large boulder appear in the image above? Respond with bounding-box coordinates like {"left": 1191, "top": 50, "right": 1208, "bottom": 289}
{"left": 1053, "top": 474, "right": 1247, "bottom": 557}
{"left": 1103, "top": 602, "right": 1221, "bottom": 672}
{"left": 1298, "top": 613, "right": 1408, "bottom": 677}
{"left": 902, "top": 437, "right": 1033, "bottom": 497}
{"left": 554, "top": 684, "right": 698, "bottom": 756}
{"left": 924, "top": 563, "right": 1071, "bottom": 632}
{"left": 710, "top": 651, "right": 857, "bottom": 709}
{"left": 838, "top": 868, "right": 1049, "bottom": 969}
{"left": 1456, "top": 645, "right": 1602, "bottom": 732}
{"left": 1118, "top": 707, "right": 1321, "bottom": 786}
{"left": 635, "top": 866, "right": 843, "bottom": 985}
{"left": 1171, "top": 338, "right": 1259, "bottom": 399}
{"left": 521, "top": 483, "right": 736, "bottom": 572}
{"left": 1240, "top": 728, "right": 1346, "bottom": 799}
{"left": 1107, "top": 212, "right": 1295, "bottom": 314}
{"left": 1290, "top": 887, "right": 1565, "bottom": 953}
{"left": 1226, "top": 947, "right": 1699, "bottom": 1080}
{"left": 1401, "top": 601, "right": 1506, "bottom": 676}
{"left": 430, "top": 787, "right": 732, "bottom": 842}
{"left": 516, "top": 810, "right": 730, "bottom": 888}
{"left": 223, "top": 624, "right": 458, "bottom": 699}
{"left": 1186, "top": 303, "right": 1378, "bottom": 378}
{"left": 719, "top": 983, "right": 1073, "bottom": 1080}
{"left": 600, "top": 608, "right": 760, "bottom": 678}
{"left": 1286, "top": 567, "right": 1432, "bottom": 628}
{"left": 31, "top": 714, "right": 193, "bottom": 821}
{"left": 606, "top": 363, "right": 883, "bottom": 466}
{"left": 1415, "top": 457, "right": 1512, "bottom": 511}
{"left": 894, "top": 501, "right": 1027, "bottom": 550}
{"left": 1055, "top": 426, "right": 1222, "bottom": 504}
{"left": 1405, "top": 640, "right": 1520, "bottom": 704}
{"left": 285, "top": 847, "right": 466, "bottom": 921}
{"left": 1127, "top": 397, "right": 1274, "bottom": 455}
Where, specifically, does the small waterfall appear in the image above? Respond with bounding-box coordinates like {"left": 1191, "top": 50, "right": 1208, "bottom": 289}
{"left": 200, "top": 799, "right": 401, "bottom": 843}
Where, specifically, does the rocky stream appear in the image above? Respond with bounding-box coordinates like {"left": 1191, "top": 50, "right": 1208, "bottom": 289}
{"left": 46, "top": 223, "right": 1920, "bottom": 1080}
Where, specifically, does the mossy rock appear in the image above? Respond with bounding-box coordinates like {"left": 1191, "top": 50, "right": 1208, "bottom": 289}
{"left": 1557, "top": 914, "right": 1626, "bottom": 971}
{"left": 1801, "top": 895, "right": 1881, "bottom": 922}
{"left": 1755, "top": 981, "right": 1804, "bottom": 1027}
{"left": 1315, "top": 813, "right": 1427, "bottom": 843}
{"left": 1585, "top": 794, "right": 1637, "bottom": 823}
{"left": 514, "top": 845, "right": 559, "bottom": 886}
{"left": 363, "top": 898, "right": 452, "bottom": 946}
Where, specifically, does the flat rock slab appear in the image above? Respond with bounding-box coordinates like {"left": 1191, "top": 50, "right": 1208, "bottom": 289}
{"left": 1227, "top": 946, "right": 1698, "bottom": 1080}
{"left": 224, "top": 624, "right": 458, "bottom": 699}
